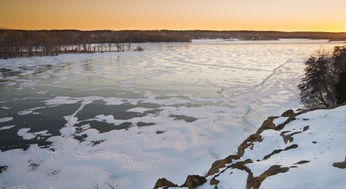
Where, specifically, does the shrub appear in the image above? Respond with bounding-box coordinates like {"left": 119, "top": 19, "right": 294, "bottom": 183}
{"left": 298, "top": 46, "right": 346, "bottom": 108}
{"left": 134, "top": 46, "right": 144, "bottom": 52}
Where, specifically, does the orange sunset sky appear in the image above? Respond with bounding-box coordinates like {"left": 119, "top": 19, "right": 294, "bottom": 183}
{"left": 0, "top": 0, "right": 345, "bottom": 32}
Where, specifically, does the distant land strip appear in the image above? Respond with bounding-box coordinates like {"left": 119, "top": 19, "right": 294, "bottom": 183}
{"left": 1, "top": 30, "right": 346, "bottom": 59}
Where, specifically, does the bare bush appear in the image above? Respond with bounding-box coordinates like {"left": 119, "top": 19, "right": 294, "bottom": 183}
{"left": 134, "top": 46, "right": 144, "bottom": 52}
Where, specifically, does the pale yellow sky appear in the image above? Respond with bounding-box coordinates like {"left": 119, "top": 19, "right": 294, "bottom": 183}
{"left": 0, "top": 0, "right": 345, "bottom": 31}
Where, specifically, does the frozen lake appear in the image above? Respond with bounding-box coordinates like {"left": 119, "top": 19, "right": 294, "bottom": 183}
{"left": 0, "top": 39, "right": 344, "bottom": 188}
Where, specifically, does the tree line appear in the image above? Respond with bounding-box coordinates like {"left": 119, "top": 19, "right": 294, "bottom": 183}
{"left": 0, "top": 30, "right": 190, "bottom": 59}
{"left": 1, "top": 29, "right": 346, "bottom": 59}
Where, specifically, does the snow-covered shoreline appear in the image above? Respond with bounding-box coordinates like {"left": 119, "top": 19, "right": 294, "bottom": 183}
{"left": 154, "top": 105, "right": 346, "bottom": 189}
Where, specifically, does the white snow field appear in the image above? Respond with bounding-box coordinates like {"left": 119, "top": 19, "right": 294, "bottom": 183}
{"left": 0, "top": 39, "right": 345, "bottom": 189}
{"left": 198, "top": 105, "right": 346, "bottom": 189}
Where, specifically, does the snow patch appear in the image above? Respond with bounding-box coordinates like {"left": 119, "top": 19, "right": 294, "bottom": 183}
{"left": 0, "top": 117, "right": 13, "bottom": 123}
{"left": 17, "top": 128, "right": 35, "bottom": 140}
{"left": 0, "top": 125, "right": 15, "bottom": 131}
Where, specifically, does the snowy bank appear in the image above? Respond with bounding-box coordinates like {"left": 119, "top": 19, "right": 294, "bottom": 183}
{"left": 154, "top": 105, "right": 346, "bottom": 189}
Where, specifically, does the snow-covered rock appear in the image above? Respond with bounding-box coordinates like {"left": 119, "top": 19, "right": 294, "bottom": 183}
{"left": 156, "top": 105, "right": 346, "bottom": 189}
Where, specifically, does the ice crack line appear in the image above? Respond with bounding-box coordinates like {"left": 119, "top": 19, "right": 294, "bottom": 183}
{"left": 254, "top": 59, "right": 294, "bottom": 90}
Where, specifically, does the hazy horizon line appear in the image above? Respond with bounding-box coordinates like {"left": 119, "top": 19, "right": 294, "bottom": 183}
{"left": 1, "top": 27, "right": 345, "bottom": 33}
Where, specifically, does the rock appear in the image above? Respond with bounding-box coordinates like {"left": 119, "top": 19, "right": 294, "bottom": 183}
{"left": 153, "top": 178, "right": 178, "bottom": 189}
{"left": 210, "top": 177, "right": 219, "bottom": 185}
{"left": 295, "top": 160, "right": 310, "bottom": 165}
{"left": 333, "top": 162, "right": 346, "bottom": 169}
{"left": 257, "top": 117, "right": 276, "bottom": 134}
{"left": 303, "top": 126, "right": 309, "bottom": 131}
{"left": 247, "top": 133, "right": 262, "bottom": 142}
{"left": 0, "top": 166, "right": 8, "bottom": 173}
{"left": 281, "top": 109, "right": 295, "bottom": 118}
{"left": 182, "top": 175, "right": 207, "bottom": 189}
{"left": 206, "top": 154, "right": 240, "bottom": 176}
{"left": 156, "top": 130, "right": 166, "bottom": 134}
{"left": 248, "top": 165, "right": 290, "bottom": 189}
{"left": 207, "top": 159, "right": 229, "bottom": 176}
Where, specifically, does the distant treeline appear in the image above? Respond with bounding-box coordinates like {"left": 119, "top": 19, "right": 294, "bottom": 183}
{"left": 1, "top": 29, "right": 346, "bottom": 59}
{"left": 0, "top": 30, "right": 191, "bottom": 59}
{"left": 169, "top": 30, "right": 346, "bottom": 41}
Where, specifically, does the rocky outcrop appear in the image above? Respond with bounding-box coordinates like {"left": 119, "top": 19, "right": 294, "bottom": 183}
{"left": 281, "top": 109, "right": 295, "bottom": 118}
{"left": 153, "top": 109, "right": 300, "bottom": 189}
{"left": 153, "top": 106, "right": 345, "bottom": 189}
{"left": 153, "top": 175, "right": 206, "bottom": 189}
{"left": 153, "top": 178, "right": 178, "bottom": 189}
{"left": 182, "top": 175, "right": 207, "bottom": 189}
{"left": 333, "top": 156, "right": 346, "bottom": 169}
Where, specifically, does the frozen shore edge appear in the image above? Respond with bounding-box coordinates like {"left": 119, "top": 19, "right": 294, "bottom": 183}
{"left": 154, "top": 104, "right": 346, "bottom": 189}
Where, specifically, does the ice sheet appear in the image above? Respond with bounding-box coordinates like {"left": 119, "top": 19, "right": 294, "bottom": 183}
{"left": 0, "top": 39, "right": 344, "bottom": 189}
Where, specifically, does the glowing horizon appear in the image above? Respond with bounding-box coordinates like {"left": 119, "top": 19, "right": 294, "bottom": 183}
{"left": 0, "top": 0, "right": 345, "bottom": 32}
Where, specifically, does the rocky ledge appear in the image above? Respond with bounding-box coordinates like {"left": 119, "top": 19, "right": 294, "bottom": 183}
{"left": 154, "top": 105, "right": 346, "bottom": 189}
